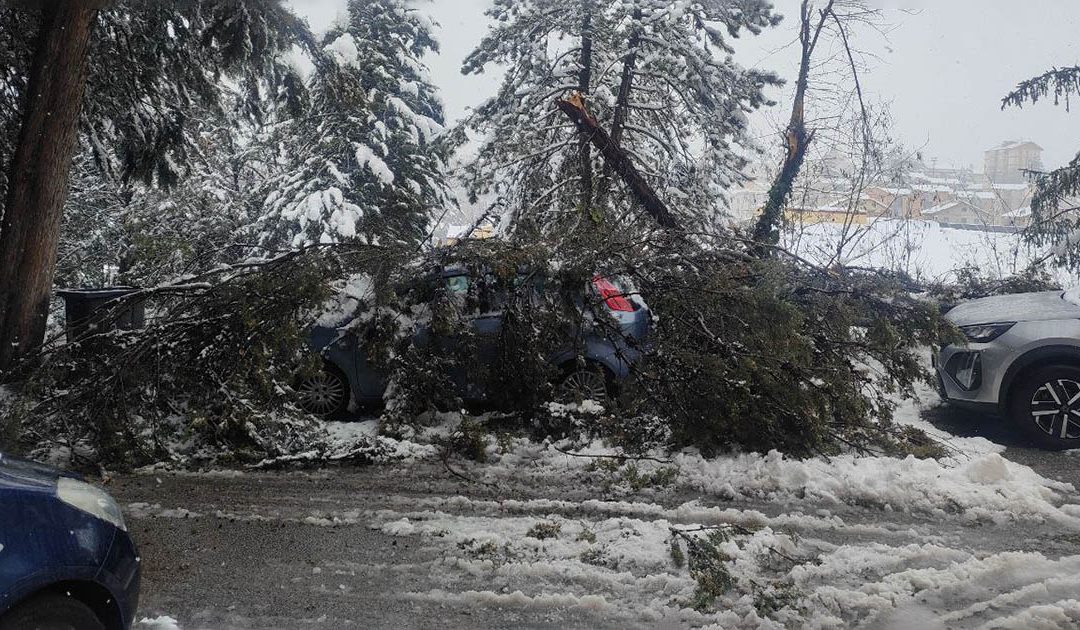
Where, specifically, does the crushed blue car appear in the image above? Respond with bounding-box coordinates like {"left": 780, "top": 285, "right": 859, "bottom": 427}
{"left": 0, "top": 453, "right": 140, "bottom": 630}
{"left": 296, "top": 268, "right": 652, "bottom": 416}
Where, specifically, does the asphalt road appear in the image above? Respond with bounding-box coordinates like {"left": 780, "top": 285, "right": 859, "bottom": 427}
{"left": 113, "top": 405, "right": 1080, "bottom": 630}
{"left": 118, "top": 464, "right": 629, "bottom": 630}
{"left": 924, "top": 403, "right": 1080, "bottom": 489}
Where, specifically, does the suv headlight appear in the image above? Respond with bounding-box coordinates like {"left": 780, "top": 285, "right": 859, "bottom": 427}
{"left": 57, "top": 477, "right": 127, "bottom": 531}
{"left": 959, "top": 322, "right": 1015, "bottom": 343}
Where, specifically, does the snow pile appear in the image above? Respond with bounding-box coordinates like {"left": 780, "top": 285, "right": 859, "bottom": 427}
{"left": 347, "top": 396, "right": 1080, "bottom": 626}
{"left": 477, "top": 433, "right": 1076, "bottom": 526}
{"left": 677, "top": 450, "right": 1075, "bottom": 526}
{"left": 251, "top": 419, "right": 437, "bottom": 469}
{"left": 126, "top": 503, "right": 201, "bottom": 520}
{"left": 796, "top": 547, "right": 1080, "bottom": 628}
{"left": 460, "top": 389, "right": 1076, "bottom": 526}
{"left": 134, "top": 617, "right": 182, "bottom": 630}
{"left": 366, "top": 484, "right": 1080, "bottom": 628}
{"left": 367, "top": 497, "right": 1080, "bottom": 628}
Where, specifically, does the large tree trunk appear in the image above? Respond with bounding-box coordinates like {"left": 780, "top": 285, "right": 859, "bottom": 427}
{"left": 610, "top": 7, "right": 642, "bottom": 147}
{"left": 0, "top": 0, "right": 103, "bottom": 372}
{"left": 577, "top": 0, "right": 594, "bottom": 211}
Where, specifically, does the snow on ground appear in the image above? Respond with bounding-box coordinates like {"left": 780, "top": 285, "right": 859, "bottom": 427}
{"left": 124, "top": 390, "right": 1080, "bottom": 629}
{"left": 353, "top": 394, "right": 1080, "bottom": 627}
{"left": 134, "top": 617, "right": 182, "bottom": 630}
{"left": 784, "top": 219, "right": 1073, "bottom": 285}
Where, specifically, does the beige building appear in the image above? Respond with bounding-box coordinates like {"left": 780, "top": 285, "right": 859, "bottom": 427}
{"left": 920, "top": 200, "right": 994, "bottom": 226}
{"left": 730, "top": 142, "right": 1039, "bottom": 229}
{"left": 984, "top": 141, "right": 1043, "bottom": 184}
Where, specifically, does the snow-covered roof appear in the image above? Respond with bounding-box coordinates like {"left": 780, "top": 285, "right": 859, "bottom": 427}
{"left": 986, "top": 140, "right": 1043, "bottom": 152}
{"left": 992, "top": 183, "right": 1030, "bottom": 191}
{"left": 956, "top": 191, "right": 997, "bottom": 200}
{"left": 909, "top": 172, "right": 963, "bottom": 186}
{"left": 921, "top": 201, "right": 962, "bottom": 216}
{"left": 922, "top": 199, "right": 986, "bottom": 216}
{"left": 1003, "top": 206, "right": 1032, "bottom": 218}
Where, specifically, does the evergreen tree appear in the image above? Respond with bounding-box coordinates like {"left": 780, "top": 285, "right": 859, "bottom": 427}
{"left": 58, "top": 116, "right": 273, "bottom": 288}
{"left": 462, "top": 0, "right": 781, "bottom": 235}
{"left": 1003, "top": 66, "right": 1080, "bottom": 269}
{"left": 257, "top": 0, "right": 453, "bottom": 250}
{"left": 0, "top": 0, "right": 314, "bottom": 369}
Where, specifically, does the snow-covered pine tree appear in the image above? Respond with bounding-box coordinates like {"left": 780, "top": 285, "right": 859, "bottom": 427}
{"left": 58, "top": 115, "right": 274, "bottom": 288}
{"left": 0, "top": 0, "right": 313, "bottom": 202}
{"left": 462, "top": 0, "right": 781, "bottom": 235}
{"left": 257, "top": 0, "right": 453, "bottom": 250}
{"left": 81, "top": 0, "right": 313, "bottom": 189}
{"left": 1003, "top": 66, "right": 1080, "bottom": 270}
{"left": 23, "top": 0, "right": 316, "bottom": 288}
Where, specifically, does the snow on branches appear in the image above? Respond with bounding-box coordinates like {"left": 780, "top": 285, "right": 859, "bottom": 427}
{"left": 461, "top": 0, "right": 781, "bottom": 235}
{"left": 255, "top": 0, "right": 453, "bottom": 250}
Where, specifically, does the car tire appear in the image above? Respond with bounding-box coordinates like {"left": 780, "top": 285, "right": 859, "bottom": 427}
{"left": 1008, "top": 364, "right": 1080, "bottom": 450}
{"left": 296, "top": 364, "right": 351, "bottom": 417}
{"left": 0, "top": 594, "right": 105, "bottom": 630}
{"left": 556, "top": 362, "right": 614, "bottom": 404}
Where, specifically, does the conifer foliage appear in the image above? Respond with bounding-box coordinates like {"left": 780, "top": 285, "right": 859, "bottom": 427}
{"left": 258, "top": 0, "right": 453, "bottom": 250}
{"left": 461, "top": 0, "right": 781, "bottom": 235}
{"left": 1004, "top": 66, "right": 1080, "bottom": 269}
{"left": 0, "top": 0, "right": 315, "bottom": 369}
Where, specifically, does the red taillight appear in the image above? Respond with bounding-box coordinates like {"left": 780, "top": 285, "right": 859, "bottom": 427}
{"left": 592, "top": 276, "right": 634, "bottom": 312}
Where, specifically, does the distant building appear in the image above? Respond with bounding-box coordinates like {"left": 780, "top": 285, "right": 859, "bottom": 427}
{"left": 442, "top": 220, "right": 497, "bottom": 246}
{"left": 730, "top": 140, "right": 1040, "bottom": 230}
{"left": 785, "top": 204, "right": 869, "bottom": 226}
{"left": 920, "top": 200, "right": 993, "bottom": 226}
{"left": 984, "top": 141, "right": 1043, "bottom": 185}
{"left": 1002, "top": 206, "right": 1032, "bottom": 228}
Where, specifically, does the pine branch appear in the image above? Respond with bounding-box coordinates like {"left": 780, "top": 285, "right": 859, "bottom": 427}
{"left": 1003, "top": 66, "right": 1080, "bottom": 111}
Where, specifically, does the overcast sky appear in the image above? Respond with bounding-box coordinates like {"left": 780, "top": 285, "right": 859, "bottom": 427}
{"left": 288, "top": 0, "right": 1080, "bottom": 171}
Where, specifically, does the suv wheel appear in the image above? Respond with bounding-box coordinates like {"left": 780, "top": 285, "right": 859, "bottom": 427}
{"left": 1008, "top": 365, "right": 1080, "bottom": 450}
{"left": 296, "top": 366, "right": 350, "bottom": 417}
{"left": 0, "top": 594, "right": 105, "bottom": 630}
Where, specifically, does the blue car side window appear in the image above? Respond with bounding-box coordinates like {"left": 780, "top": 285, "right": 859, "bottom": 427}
{"left": 446, "top": 275, "right": 469, "bottom": 296}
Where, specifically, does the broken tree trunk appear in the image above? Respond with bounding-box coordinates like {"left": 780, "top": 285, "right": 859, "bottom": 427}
{"left": 555, "top": 93, "right": 680, "bottom": 231}
{"left": 0, "top": 0, "right": 105, "bottom": 372}
{"left": 750, "top": 0, "right": 833, "bottom": 248}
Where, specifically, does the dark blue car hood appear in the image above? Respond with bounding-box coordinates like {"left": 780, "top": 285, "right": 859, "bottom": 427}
{"left": 0, "top": 453, "right": 77, "bottom": 493}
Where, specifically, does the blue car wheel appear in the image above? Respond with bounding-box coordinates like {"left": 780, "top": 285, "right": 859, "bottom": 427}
{"left": 0, "top": 594, "right": 105, "bottom": 630}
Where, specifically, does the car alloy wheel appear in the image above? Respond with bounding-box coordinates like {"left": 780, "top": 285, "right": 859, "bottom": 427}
{"left": 297, "top": 369, "right": 348, "bottom": 416}
{"left": 557, "top": 367, "right": 609, "bottom": 404}
{"left": 1029, "top": 378, "right": 1080, "bottom": 439}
